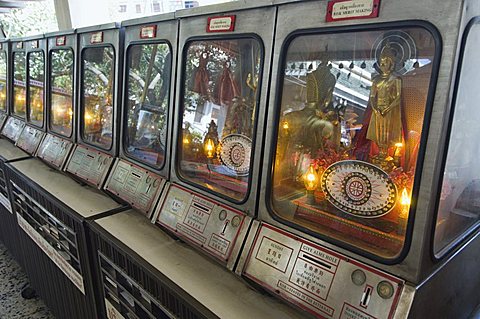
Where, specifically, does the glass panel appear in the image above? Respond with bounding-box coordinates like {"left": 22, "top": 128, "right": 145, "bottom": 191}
{"left": 179, "top": 38, "right": 262, "bottom": 201}
{"left": 50, "top": 49, "right": 74, "bottom": 137}
{"left": 28, "top": 51, "right": 45, "bottom": 127}
{"left": 271, "top": 27, "right": 437, "bottom": 259}
{"left": 435, "top": 22, "right": 480, "bottom": 255}
{"left": 13, "top": 52, "right": 26, "bottom": 117}
{"left": 81, "top": 46, "right": 115, "bottom": 150}
{"left": 0, "top": 51, "right": 7, "bottom": 112}
{"left": 125, "top": 43, "right": 171, "bottom": 168}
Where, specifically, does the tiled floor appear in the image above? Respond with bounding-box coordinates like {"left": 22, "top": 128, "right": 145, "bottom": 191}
{"left": 0, "top": 243, "right": 55, "bottom": 319}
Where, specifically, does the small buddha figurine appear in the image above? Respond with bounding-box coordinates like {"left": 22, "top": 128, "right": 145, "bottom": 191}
{"left": 366, "top": 43, "right": 403, "bottom": 157}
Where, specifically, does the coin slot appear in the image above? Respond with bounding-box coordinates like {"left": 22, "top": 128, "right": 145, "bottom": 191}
{"left": 301, "top": 253, "right": 332, "bottom": 270}
{"left": 192, "top": 202, "right": 209, "bottom": 213}
{"left": 360, "top": 286, "right": 372, "bottom": 308}
{"left": 131, "top": 172, "right": 141, "bottom": 178}
{"left": 221, "top": 220, "right": 229, "bottom": 235}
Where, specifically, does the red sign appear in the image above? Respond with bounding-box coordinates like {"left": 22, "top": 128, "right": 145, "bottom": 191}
{"left": 90, "top": 31, "right": 104, "bottom": 44}
{"left": 56, "top": 36, "right": 66, "bottom": 46}
{"left": 140, "top": 25, "right": 157, "bottom": 39}
{"left": 207, "top": 15, "right": 236, "bottom": 33}
{"left": 326, "top": 0, "right": 380, "bottom": 22}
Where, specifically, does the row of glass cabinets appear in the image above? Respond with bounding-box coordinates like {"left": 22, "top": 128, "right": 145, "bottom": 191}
{"left": 0, "top": 2, "right": 476, "bottom": 277}
{"left": 0, "top": 1, "right": 478, "bottom": 317}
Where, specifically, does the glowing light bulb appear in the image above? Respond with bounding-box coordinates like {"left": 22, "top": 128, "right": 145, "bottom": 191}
{"left": 397, "top": 187, "right": 411, "bottom": 234}
{"left": 183, "top": 137, "right": 190, "bottom": 144}
{"left": 282, "top": 121, "right": 289, "bottom": 130}
{"left": 204, "top": 138, "right": 215, "bottom": 159}
{"left": 84, "top": 112, "right": 93, "bottom": 124}
{"left": 400, "top": 188, "right": 411, "bottom": 208}
{"left": 304, "top": 164, "right": 319, "bottom": 191}
{"left": 394, "top": 142, "right": 403, "bottom": 157}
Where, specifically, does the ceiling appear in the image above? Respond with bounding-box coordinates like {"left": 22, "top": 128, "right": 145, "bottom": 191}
{"left": 0, "top": 0, "right": 30, "bottom": 13}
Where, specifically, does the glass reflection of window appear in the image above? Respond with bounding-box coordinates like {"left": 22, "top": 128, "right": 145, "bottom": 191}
{"left": 81, "top": 46, "right": 115, "bottom": 150}
{"left": 125, "top": 43, "right": 171, "bottom": 168}
{"left": 0, "top": 51, "right": 6, "bottom": 112}
{"left": 271, "top": 28, "right": 438, "bottom": 259}
{"left": 28, "top": 51, "right": 45, "bottom": 127}
{"left": 179, "top": 39, "right": 262, "bottom": 201}
{"left": 13, "top": 52, "right": 26, "bottom": 117}
{"left": 50, "top": 49, "right": 74, "bottom": 137}
{"left": 435, "top": 22, "right": 480, "bottom": 256}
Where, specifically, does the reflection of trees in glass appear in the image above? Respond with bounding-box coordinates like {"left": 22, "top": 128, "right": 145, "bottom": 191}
{"left": 28, "top": 51, "right": 44, "bottom": 126}
{"left": 125, "top": 43, "right": 171, "bottom": 167}
{"left": 81, "top": 46, "right": 115, "bottom": 150}
{"left": 183, "top": 39, "right": 261, "bottom": 141}
{"left": 13, "top": 52, "right": 26, "bottom": 116}
{"left": 0, "top": 52, "right": 7, "bottom": 112}
{"left": 50, "top": 49, "right": 74, "bottom": 137}
{"left": 180, "top": 39, "right": 262, "bottom": 201}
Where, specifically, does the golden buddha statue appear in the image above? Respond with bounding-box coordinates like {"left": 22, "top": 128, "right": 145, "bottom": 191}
{"left": 366, "top": 43, "right": 403, "bottom": 157}
{"left": 283, "top": 64, "right": 338, "bottom": 153}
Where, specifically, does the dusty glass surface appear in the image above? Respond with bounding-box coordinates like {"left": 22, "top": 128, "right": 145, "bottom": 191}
{"left": 28, "top": 51, "right": 45, "bottom": 127}
{"left": 179, "top": 38, "right": 262, "bottom": 201}
{"left": 50, "top": 49, "right": 74, "bottom": 137}
{"left": 435, "top": 23, "right": 480, "bottom": 256}
{"left": 271, "top": 28, "right": 437, "bottom": 259}
{"left": 125, "top": 43, "right": 171, "bottom": 168}
{"left": 13, "top": 52, "right": 26, "bottom": 117}
{"left": 0, "top": 51, "right": 7, "bottom": 112}
{"left": 81, "top": 46, "right": 115, "bottom": 150}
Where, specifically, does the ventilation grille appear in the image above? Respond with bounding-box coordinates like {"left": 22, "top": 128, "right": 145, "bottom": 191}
{"left": 10, "top": 181, "right": 82, "bottom": 275}
{"left": 0, "top": 166, "right": 8, "bottom": 199}
{"left": 92, "top": 231, "right": 209, "bottom": 319}
{"left": 0, "top": 162, "right": 24, "bottom": 264}
{"left": 7, "top": 168, "right": 97, "bottom": 319}
{"left": 8, "top": 169, "right": 77, "bottom": 230}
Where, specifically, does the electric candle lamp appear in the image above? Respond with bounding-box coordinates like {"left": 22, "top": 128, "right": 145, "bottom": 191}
{"left": 204, "top": 138, "right": 215, "bottom": 159}
{"left": 304, "top": 164, "right": 319, "bottom": 204}
{"left": 394, "top": 142, "right": 403, "bottom": 157}
{"left": 398, "top": 187, "right": 411, "bottom": 234}
{"left": 84, "top": 112, "right": 93, "bottom": 124}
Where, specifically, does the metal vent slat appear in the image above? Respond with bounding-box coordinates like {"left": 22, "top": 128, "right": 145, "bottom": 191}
{"left": 6, "top": 167, "right": 97, "bottom": 319}
{"left": 91, "top": 230, "right": 207, "bottom": 319}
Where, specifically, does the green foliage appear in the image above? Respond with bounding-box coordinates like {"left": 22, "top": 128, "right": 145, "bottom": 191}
{"left": 0, "top": 1, "right": 57, "bottom": 38}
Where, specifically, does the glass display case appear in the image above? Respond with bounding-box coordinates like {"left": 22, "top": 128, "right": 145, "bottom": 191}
{"left": 269, "top": 27, "right": 438, "bottom": 260}
{"left": 0, "top": 47, "right": 7, "bottom": 113}
{"left": 12, "top": 50, "right": 26, "bottom": 118}
{"left": 80, "top": 46, "right": 115, "bottom": 150}
{"left": 434, "top": 19, "right": 480, "bottom": 257}
{"left": 124, "top": 42, "right": 171, "bottom": 168}
{"left": 49, "top": 48, "right": 74, "bottom": 137}
{"left": 27, "top": 39, "right": 46, "bottom": 128}
{"left": 178, "top": 38, "right": 262, "bottom": 202}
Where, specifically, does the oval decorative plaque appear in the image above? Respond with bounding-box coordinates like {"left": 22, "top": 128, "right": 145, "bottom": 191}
{"left": 321, "top": 160, "right": 397, "bottom": 218}
{"left": 219, "top": 134, "right": 252, "bottom": 176}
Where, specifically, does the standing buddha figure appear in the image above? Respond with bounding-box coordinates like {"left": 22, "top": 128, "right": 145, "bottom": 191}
{"left": 366, "top": 43, "right": 403, "bottom": 157}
